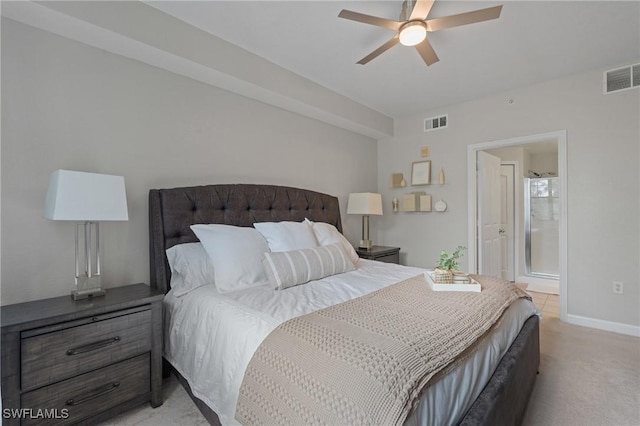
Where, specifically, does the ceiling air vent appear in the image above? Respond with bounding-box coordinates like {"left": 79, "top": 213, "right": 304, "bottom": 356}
{"left": 604, "top": 64, "right": 640, "bottom": 94}
{"left": 424, "top": 114, "right": 448, "bottom": 132}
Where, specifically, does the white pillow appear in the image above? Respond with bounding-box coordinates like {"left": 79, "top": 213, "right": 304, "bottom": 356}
{"left": 253, "top": 221, "right": 318, "bottom": 252}
{"left": 305, "top": 218, "right": 359, "bottom": 264}
{"left": 166, "top": 242, "right": 216, "bottom": 297}
{"left": 191, "top": 224, "right": 270, "bottom": 293}
{"left": 262, "top": 243, "right": 355, "bottom": 290}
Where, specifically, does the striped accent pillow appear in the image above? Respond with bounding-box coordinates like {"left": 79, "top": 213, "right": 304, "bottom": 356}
{"left": 263, "top": 243, "right": 356, "bottom": 290}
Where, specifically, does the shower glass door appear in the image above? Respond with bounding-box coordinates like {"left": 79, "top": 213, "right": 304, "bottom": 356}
{"left": 525, "top": 177, "right": 560, "bottom": 278}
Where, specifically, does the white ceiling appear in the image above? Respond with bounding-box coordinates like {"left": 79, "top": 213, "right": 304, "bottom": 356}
{"left": 146, "top": 1, "right": 640, "bottom": 118}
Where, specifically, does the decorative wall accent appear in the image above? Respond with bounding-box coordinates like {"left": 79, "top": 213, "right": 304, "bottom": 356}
{"left": 403, "top": 192, "right": 428, "bottom": 212}
{"left": 411, "top": 161, "right": 431, "bottom": 185}
{"left": 391, "top": 173, "right": 407, "bottom": 188}
{"left": 419, "top": 195, "right": 432, "bottom": 212}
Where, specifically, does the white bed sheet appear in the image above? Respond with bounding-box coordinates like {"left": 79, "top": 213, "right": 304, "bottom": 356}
{"left": 164, "top": 259, "right": 539, "bottom": 426}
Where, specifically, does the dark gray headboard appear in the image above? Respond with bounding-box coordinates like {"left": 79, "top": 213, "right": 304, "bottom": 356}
{"left": 149, "top": 184, "right": 342, "bottom": 294}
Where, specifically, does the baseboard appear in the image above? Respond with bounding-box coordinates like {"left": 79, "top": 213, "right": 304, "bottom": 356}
{"left": 517, "top": 276, "right": 559, "bottom": 294}
{"left": 566, "top": 314, "right": 640, "bottom": 337}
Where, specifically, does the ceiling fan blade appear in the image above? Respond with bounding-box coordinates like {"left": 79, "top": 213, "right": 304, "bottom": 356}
{"left": 357, "top": 35, "right": 400, "bottom": 65}
{"left": 409, "top": 0, "right": 435, "bottom": 21}
{"left": 426, "top": 5, "right": 503, "bottom": 32}
{"left": 338, "top": 9, "right": 403, "bottom": 31}
{"left": 415, "top": 37, "right": 439, "bottom": 66}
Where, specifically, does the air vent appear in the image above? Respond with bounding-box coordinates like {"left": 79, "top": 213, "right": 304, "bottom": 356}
{"left": 604, "top": 63, "right": 640, "bottom": 94}
{"left": 424, "top": 114, "right": 448, "bottom": 132}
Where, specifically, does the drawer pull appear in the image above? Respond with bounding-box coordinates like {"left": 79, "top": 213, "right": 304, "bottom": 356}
{"left": 65, "top": 381, "right": 120, "bottom": 406}
{"left": 66, "top": 336, "right": 121, "bottom": 356}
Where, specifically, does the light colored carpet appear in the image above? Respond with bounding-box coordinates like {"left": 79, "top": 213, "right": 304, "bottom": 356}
{"left": 522, "top": 313, "right": 640, "bottom": 426}
{"left": 101, "top": 374, "right": 208, "bottom": 426}
{"left": 102, "top": 314, "right": 640, "bottom": 426}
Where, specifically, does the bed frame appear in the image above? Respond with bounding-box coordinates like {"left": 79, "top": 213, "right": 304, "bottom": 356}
{"left": 149, "top": 183, "right": 539, "bottom": 426}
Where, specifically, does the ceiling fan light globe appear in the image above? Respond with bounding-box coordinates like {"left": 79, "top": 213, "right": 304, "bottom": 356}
{"left": 399, "top": 22, "right": 427, "bottom": 46}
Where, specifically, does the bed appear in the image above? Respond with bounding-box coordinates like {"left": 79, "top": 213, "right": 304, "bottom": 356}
{"left": 149, "top": 183, "right": 540, "bottom": 426}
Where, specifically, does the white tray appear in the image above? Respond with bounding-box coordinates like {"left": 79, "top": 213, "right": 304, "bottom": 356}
{"left": 424, "top": 272, "right": 481, "bottom": 292}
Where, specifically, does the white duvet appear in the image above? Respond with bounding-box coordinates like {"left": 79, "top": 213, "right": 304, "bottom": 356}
{"left": 164, "top": 260, "right": 539, "bottom": 426}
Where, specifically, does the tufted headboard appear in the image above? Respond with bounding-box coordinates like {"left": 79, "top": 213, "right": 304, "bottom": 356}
{"left": 149, "top": 184, "right": 342, "bottom": 294}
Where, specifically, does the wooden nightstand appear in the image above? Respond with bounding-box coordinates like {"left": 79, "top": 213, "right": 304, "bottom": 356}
{"left": 1, "top": 284, "right": 163, "bottom": 425}
{"left": 356, "top": 245, "right": 401, "bottom": 264}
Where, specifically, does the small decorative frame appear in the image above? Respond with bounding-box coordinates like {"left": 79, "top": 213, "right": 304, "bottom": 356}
{"left": 419, "top": 195, "right": 432, "bottom": 212}
{"left": 403, "top": 192, "right": 427, "bottom": 212}
{"left": 411, "top": 160, "right": 431, "bottom": 185}
{"left": 390, "top": 173, "right": 407, "bottom": 188}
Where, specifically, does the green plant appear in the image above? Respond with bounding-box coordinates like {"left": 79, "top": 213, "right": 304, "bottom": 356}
{"left": 435, "top": 246, "right": 466, "bottom": 271}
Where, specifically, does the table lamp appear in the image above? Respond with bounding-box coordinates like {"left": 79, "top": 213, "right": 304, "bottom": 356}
{"left": 347, "top": 193, "right": 383, "bottom": 249}
{"left": 44, "top": 170, "right": 128, "bottom": 300}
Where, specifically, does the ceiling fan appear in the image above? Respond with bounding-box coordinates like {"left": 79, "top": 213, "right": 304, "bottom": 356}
{"left": 338, "top": 0, "right": 502, "bottom": 66}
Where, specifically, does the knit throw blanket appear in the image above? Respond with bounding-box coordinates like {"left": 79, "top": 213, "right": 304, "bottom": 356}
{"left": 236, "top": 274, "right": 530, "bottom": 426}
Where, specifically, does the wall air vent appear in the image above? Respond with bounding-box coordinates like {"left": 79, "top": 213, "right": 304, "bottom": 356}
{"left": 424, "top": 114, "right": 448, "bottom": 132}
{"left": 604, "top": 63, "right": 640, "bottom": 94}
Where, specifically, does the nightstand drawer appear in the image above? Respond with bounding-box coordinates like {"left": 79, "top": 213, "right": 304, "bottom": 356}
{"left": 21, "top": 354, "right": 150, "bottom": 426}
{"left": 21, "top": 307, "right": 152, "bottom": 391}
{"left": 375, "top": 253, "right": 400, "bottom": 264}
{"left": 356, "top": 246, "right": 401, "bottom": 265}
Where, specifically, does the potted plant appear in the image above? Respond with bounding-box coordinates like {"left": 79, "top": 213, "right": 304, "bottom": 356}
{"left": 433, "top": 246, "right": 466, "bottom": 283}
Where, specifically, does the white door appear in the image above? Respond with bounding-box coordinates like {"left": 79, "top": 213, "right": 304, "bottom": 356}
{"left": 500, "top": 164, "right": 516, "bottom": 281}
{"left": 477, "top": 151, "right": 502, "bottom": 277}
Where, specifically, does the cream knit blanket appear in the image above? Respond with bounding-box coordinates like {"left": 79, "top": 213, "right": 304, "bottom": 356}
{"left": 236, "top": 274, "right": 530, "bottom": 426}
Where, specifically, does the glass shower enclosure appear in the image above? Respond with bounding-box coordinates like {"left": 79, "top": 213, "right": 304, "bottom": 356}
{"left": 525, "top": 177, "right": 560, "bottom": 279}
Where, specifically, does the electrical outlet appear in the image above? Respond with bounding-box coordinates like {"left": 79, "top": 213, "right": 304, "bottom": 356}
{"left": 613, "top": 281, "right": 623, "bottom": 294}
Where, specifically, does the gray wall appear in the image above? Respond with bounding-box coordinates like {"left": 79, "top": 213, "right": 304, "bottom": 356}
{"left": 1, "top": 19, "right": 377, "bottom": 305}
{"left": 3, "top": 16, "right": 639, "bottom": 331}
{"left": 378, "top": 66, "right": 640, "bottom": 327}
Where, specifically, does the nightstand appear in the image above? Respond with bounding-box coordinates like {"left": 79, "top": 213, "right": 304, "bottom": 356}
{"left": 356, "top": 245, "right": 401, "bottom": 264}
{"left": 1, "top": 283, "right": 163, "bottom": 425}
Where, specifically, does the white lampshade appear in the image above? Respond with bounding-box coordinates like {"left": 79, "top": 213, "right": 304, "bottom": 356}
{"left": 347, "top": 193, "right": 383, "bottom": 216}
{"left": 44, "top": 170, "right": 129, "bottom": 221}
{"left": 399, "top": 22, "right": 427, "bottom": 46}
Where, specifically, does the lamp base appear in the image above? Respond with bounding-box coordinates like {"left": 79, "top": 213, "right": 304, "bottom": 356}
{"left": 359, "top": 239, "right": 373, "bottom": 249}
{"left": 71, "top": 288, "right": 106, "bottom": 300}
{"left": 72, "top": 275, "right": 105, "bottom": 300}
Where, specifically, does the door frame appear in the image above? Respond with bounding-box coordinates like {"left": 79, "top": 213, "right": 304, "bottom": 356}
{"left": 467, "top": 130, "right": 567, "bottom": 322}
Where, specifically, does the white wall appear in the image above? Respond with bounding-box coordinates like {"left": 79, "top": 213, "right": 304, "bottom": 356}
{"left": 1, "top": 1, "right": 393, "bottom": 139}
{"left": 530, "top": 152, "right": 558, "bottom": 176}
{"left": 378, "top": 65, "right": 640, "bottom": 328}
{"left": 0, "top": 19, "right": 378, "bottom": 305}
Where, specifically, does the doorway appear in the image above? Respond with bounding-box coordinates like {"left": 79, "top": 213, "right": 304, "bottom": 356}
{"left": 467, "top": 131, "right": 567, "bottom": 322}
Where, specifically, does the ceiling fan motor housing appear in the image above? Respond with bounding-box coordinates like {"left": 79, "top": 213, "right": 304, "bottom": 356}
{"left": 399, "top": 21, "right": 428, "bottom": 46}
{"left": 400, "top": 0, "right": 419, "bottom": 21}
